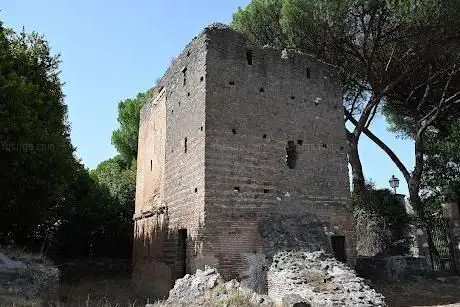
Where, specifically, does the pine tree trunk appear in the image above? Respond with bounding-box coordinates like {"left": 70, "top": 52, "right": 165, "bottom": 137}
{"left": 348, "top": 134, "right": 366, "bottom": 198}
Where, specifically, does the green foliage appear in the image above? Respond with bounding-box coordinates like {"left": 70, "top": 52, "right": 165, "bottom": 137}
{"left": 354, "top": 184, "right": 408, "bottom": 226}
{"left": 384, "top": 50, "right": 460, "bottom": 139}
{"left": 381, "top": 8, "right": 460, "bottom": 205}
{"left": 0, "top": 19, "right": 134, "bottom": 258}
{"left": 86, "top": 88, "right": 152, "bottom": 256}
{"left": 233, "top": 0, "right": 460, "bottom": 217}
{"left": 111, "top": 90, "right": 152, "bottom": 164}
{"left": 83, "top": 87, "right": 150, "bottom": 257}
{"left": 353, "top": 183, "right": 409, "bottom": 255}
{"left": 423, "top": 120, "right": 460, "bottom": 202}
{"left": 0, "top": 20, "right": 76, "bottom": 247}
{"left": 51, "top": 160, "right": 133, "bottom": 258}
{"left": 232, "top": 0, "right": 285, "bottom": 47}
{"left": 90, "top": 155, "right": 136, "bottom": 224}
{"left": 232, "top": 0, "right": 452, "bottom": 93}
{"left": 72, "top": 87, "right": 150, "bottom": 257}
{"left": 232, "top": 0, "right": 460, "bottom": 127}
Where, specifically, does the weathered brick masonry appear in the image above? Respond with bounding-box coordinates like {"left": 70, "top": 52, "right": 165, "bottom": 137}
{"left": 132, "top": 24, "right": 356, "bottom": 297}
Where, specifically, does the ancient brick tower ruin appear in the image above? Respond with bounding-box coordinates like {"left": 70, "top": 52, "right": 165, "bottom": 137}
{"left": 132, "top": 24, "right": 356, "bottom": 296}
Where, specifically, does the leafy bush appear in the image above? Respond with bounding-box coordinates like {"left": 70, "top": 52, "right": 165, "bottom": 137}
{"left": 353, "top": 183, "right": 410, "bottom": 256}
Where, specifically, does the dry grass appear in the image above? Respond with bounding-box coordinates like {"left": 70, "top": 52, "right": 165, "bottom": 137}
{"left": 55, "top": 275, "right": 460, "bottom": 307}
{"left": 58, "top": 278, "right": 146, "bottom": 307}
{"left": 152, "top": 287, "right": 259, "bottom": 307}
{"left": 215, "top": 289, "right": 255, "bottom": 307}
{"left": 0, "top": 295, "right": 41, "bottom": 307}
{"left": 0, "top": 246, "right": 52, "bottom": 268}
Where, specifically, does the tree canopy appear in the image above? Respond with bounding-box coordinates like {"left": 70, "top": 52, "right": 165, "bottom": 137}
{"left": 232, "top": 0, "right": 460, "bottom": 204}
{"left": 111, "top": 90, "right": 152, "bottom": 165}
{"left": 232, "top": 0, "right": 460, "bottom": 257}
{"left": 233, "top": 0, "right": 456, "bottom": 196}
{"left": 90, "top": 155, "right": 136, "bottom": 224}
{"left": 0, "top": 20, "right": 135, "bottom": 257}
{"left": 0, "top": 21, "right": 76, "bottom": 247}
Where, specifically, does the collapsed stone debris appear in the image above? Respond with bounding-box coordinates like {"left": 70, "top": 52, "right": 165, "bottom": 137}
{"left": 268, "top": 251, "right": 385, "bottom": 306}
{"left": 152, "top": 251, "right": 386, "bottom": 307}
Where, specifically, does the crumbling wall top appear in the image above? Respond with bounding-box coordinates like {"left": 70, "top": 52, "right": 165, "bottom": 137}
{"left": 141, "top": 22, "right": 340, "bottom": 120}
{"left": 202, "top": 22, "right": 231, "bottom": 32}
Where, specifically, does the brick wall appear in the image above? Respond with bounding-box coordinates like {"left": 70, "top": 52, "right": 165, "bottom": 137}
{"left": 133, "top": 33, "right": 208, "bottom": 297}
{"left": 132, "top": 213, "right": 174, "bottom": 296}
{"left": 133, "top": 25, "right": 356, "bottom": 297}
{"left": 202, "top": 27, "right": 355, "bottom": 279}
{"left": 135, "top": 89, "right": 166, "bottom": 216}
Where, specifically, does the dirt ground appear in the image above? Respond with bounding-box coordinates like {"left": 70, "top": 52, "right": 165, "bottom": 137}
{"left": 57, "top": 259, "right": 149, "bottom": 307}
{"left": 58, "top": 277, "right": 146, "bottom": 307}
{"left": 2, "top": 277, "right": 460, "bottom": 306}
{"left": 375, "top": 278, "right": 460, "bottom": 307}
{"left": 56, "top": 277, "right": 460, "bottom": 307}
{"left": 3, "top": 257, "right": 460, "bottom": 307}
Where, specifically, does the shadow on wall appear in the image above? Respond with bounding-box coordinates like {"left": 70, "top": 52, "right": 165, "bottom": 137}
{"left": 132, "top": 209, "right": 203, "bottom": 299}
{"left": 132, "top": 210, "right": 349, "bottom": 298}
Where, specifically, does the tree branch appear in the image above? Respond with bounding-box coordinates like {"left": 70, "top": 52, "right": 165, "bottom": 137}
{"left": 345, "top": 108, "right": 411, "bottom": 182}
{"left": 420, "top": 66, "right": 456, "bottom": 131}
{"left": 385, "top": 45, "right": 395, "bottom": 72}
{"left": 443, "top": 87, "right": 460, "bottom": 104}
{"left": 365, "top": 104, "right": 378, "bottom": 129}
{"left": 348, "top": 87, "right": 364, "bottom": 117}
{"left": 353, "top": 70, "right": 410, "bottom": 138}
{"left": 411, "top": 132, "right": 425, "bottom": 190}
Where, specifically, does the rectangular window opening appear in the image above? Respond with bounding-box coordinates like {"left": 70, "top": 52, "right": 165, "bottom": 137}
{"left": 177, "top": 229, "right": 187, "bottom": 278}
{"left": 286, "top": 140, "right": 297, "bottom": 169}
{"left": 182, "top": 67, "right": 187, "bottom": 86}
{"left": 150, "top": 160, "right": 152, "bottom": 171}
{"left": 184, "top": 137, "right": 188, "bottom": 153}
{"left": 246, "top": 50, "right": 253, "bottom": 65}
{"left": 331, "top": 235, "right": 347, "bottom": 262}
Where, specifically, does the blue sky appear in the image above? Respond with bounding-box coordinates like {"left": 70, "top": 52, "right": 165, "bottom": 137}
{"left": 1, "top": 0, "right": 413, "bottom": 195}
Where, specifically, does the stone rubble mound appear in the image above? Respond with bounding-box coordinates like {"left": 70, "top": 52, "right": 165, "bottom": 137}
{"left": 268, "top": 250, "right": 386, "bottom": 306}
{"left": 151, "top": 266, "right": 273, "bottom": 307}
{"left": 151, "top": 251, "right": 386, "bottom": 307}
{"left": 0, "top": 248, "right": 59, "bottom": 305}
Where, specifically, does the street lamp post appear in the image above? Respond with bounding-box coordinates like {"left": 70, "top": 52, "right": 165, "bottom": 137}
{"left": 389, "top": 175, "right": 400, "bottom": 194}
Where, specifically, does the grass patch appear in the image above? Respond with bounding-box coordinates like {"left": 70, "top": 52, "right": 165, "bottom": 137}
{"left": 58, "top": 278, "right": 144, "bottom": 307}
{"left": 216, "top": 289, "right": 255, "bottom": 307}
{"left": 302, "top": 269, "right": 331, "bottom": 292}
